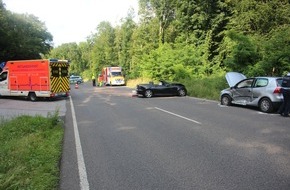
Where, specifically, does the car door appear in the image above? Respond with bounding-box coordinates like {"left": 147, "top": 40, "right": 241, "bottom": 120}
{"left": 152, "top": 83, "right": 168, "bottom": 95}
{"left": 164, "top": 83, "right": 178, "bottom": 95}
{"left": 231, "top": 78, "right": 254, "bottom": 105}
{"left": 158, "top": 81, "right": 177, "bottom": 95}
{"left": 251, "top": 78, "right": 269, "bottom": 103}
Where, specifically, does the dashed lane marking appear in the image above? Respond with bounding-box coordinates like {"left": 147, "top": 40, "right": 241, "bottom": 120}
{"left": 155, "top": 107, "right": 202, "bottom": 125}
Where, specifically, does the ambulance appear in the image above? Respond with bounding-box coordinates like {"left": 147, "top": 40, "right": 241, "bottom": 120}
{"left": 0, "top": 59, "right": 70, "bottom": 101}
{"left": 101, "top": 67, "right": 125, "bottom": 86}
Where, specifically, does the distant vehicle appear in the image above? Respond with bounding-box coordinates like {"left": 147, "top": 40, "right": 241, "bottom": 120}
{"left": 69, "top": 75, "right": 83, "bottom": 84}
{"left": 0, "top": 59, "right": 70, "bottom": 101}
{"left": 220, "top": 72, "right": 283, "bottom": 113}
{"left": 136, "top": 80, "right": 187, "bottom": 98}
{"left": 101, "top": 67, "right": 125, "bottom": 86}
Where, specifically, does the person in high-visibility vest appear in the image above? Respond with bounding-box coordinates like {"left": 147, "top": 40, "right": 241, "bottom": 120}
{"left": 92, "top": 74, "right": 96, "bottom": 86}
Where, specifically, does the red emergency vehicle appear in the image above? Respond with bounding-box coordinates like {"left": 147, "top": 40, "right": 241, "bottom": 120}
{"left": 0, "top": 59, "right": 70, "bottom": 101}
{"left": 101, "top": 67, "right": 125, "bottom": 86}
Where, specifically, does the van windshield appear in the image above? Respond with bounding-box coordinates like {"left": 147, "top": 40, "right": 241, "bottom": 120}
{"left": 111, "top": 72, "right": 122, "bottom": 76}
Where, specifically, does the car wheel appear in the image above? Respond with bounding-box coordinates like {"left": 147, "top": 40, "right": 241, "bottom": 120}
{"left": 77, "top": 81, "right": 81, "bottom": 84}
{"left": 259, "top": 98, "right": 273, "bottom": 113}
{"left": 178, "top": 89, "right": 186, "bottom": 96}
{"left": 221, "top": 95, "right": 232, "bottom": 106}
{"left": 144, "top": 90, "right": 153, "bottom": 98}
{"left": 28, "top": 92, "right": 37, "bottom": 102}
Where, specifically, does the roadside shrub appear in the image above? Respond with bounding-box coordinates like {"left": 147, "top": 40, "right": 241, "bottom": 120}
{"left": 181, "top": 76, "right": 228, "bottom": 101}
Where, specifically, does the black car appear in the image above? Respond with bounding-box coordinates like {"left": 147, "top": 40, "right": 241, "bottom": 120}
{"left": 136, "top": 80, "right": 187, "bottom": 98}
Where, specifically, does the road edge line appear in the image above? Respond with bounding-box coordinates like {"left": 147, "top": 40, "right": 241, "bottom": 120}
{"left": 70, "top": 96, "right": 90, "bottom": 190}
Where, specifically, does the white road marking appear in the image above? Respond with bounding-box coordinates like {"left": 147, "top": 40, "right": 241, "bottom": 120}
{"left": 70, "top": 96, "right": 90, "bottom": 190}
{"left": 155, "top": 107, "right": 202, "bottom": 125}
{"left": 105, "top": 102, "right": 116, "bottom": 106}
{"left": 257, "top": 112, "right": 276, "bottom": 116}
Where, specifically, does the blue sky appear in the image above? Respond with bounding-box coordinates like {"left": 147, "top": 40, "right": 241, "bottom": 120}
{"left": 3, "top": 0, "right": 138, "bottom": 46}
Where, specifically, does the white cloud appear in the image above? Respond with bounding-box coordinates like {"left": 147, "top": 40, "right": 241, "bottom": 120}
{"left": 3, "top": 0, "right": 138, "bottom": 46}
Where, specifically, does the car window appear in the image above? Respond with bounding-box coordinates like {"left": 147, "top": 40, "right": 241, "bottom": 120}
{"left": 254, "top": 78, "right": 268, "bottom": 88}
{"left": 236, "top": 79, "right": 254, "bottom": 88}
{"left": 70, "top": 76, "right": 81, "bottom": 79}
{"left": 51, "top": 67, "right": 59, "bottom": 77}
{"left": 61, "top": 67, "right": 68, "bottom": 77}
{"left": 0, "top": 71, "right": 7, "bottom": 82}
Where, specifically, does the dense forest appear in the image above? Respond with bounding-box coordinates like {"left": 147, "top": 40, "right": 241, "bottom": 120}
{"left": 1, "top": 0, "right": 290, "bottom": 81}
{"left": 0, "top": 0, "right": 52, "bottom": 61}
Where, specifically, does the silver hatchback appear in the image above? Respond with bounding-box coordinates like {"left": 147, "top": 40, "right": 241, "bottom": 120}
{"left": 220, "top": 72, "right": 283, "bottom": 113}
{"left": 69, "top": 75, "right": 83, "bottom": 84}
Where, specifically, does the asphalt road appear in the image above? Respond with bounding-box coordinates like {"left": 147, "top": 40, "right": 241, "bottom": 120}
{"left": 60, "top": 82, "right": 289, "bottom": 190}
{"left": 0, "top": 96, "right": 66, "bottom": 120}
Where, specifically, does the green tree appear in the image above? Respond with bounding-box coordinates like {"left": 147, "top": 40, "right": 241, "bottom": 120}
{"left": 139, "top": 42, "right": 208, "bottom": 80}
{"left": 252, "top": 26, "right": 290, "bottom": 76}
{"left": 114, "top": 10, "right": 136, "bottom": 76}
{"left": 222, "top": 0, "right": 290, "bottom": 76}
{"left": 228, "top": 0, "right": 290, "bottom": 35}
{"left": 30, "top": 0, "right": 290, "bottom": 82}
{"left": 221, "top": 30, "right": 260, "bottom": 75}
{"left": 49, "top": 43, "right": 83, "bottom": 75}
{"left": 130, "top": 17, "right": 159, "bottom": 78}
{"left": 169, "top": 0, "right": 234, "bottom": 78}
{"left": 90, "top": 21, "right": 116, "bottom": 73}
{"left": 139, "top": 0, "right": 176, "bottom": 44}
{"left": 0, "top": 2, "right": 53, "bottom": 61}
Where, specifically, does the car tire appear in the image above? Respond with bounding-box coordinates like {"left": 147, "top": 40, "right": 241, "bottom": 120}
{"left": 259, "top": 98, "right": 273, "bottom": 113}
{"left": 221, "top": 95, "right": 232, "bottom": 106}
{"left": 28, "top": 92, "right": 37, "bottom": 102}
{"left": 144, "top": 90, "right": 153, "bottom": 98}
{"left": 178, "top": 89, "right": 186, "bottom": 96}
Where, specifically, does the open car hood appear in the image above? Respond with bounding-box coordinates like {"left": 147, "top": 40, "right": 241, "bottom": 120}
{"left": 225, "top": 72, "right": 246, "bottom": 87}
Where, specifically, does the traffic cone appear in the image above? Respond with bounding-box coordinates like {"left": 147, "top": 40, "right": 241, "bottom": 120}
{"left": 75, "top": 83, "right": 79, "bottom": 89}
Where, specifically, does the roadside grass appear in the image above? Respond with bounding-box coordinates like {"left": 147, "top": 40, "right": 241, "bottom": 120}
{"left": 126, "top": 77, "right": 153, "bottom": 88}
{"left": 181, "top": 76, "right": 228, "bottom": 101}
{"left": 0, "top": 111, "right": 64, "bottom": 190}
{"left": 127, "top": 76, "right": 228, "bottom": 101}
